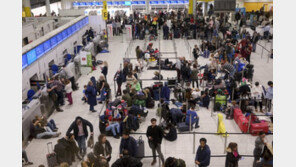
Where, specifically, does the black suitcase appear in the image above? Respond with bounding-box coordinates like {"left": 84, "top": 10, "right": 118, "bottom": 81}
{"left": 46, "top": 142, "right": 58, "bottom": 167}
{"left": 135, "top": 136, "right": 145, "bottom": 159}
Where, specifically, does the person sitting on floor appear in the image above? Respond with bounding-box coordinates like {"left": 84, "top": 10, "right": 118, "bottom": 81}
{"left": 163, "top": 123, "right": 177, "bottom": 142}
{"left": 32, "top": 119, "right": 61, "bottom": 139}
{"left": 153, "top": 71, "right": 163, "bottom": 80}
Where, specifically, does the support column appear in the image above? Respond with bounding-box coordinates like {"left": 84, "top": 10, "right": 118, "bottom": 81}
{"left": 23, "top": 0, "right": 31, "bottom": 17}
{"left": 145, "top": 0, "right": 150, "bottom": 14}
{"left": 193, "top": 0, "right": 197, "bottom": 18}
{"left": 45, "top": 0, "right": 51, "bottom": 16}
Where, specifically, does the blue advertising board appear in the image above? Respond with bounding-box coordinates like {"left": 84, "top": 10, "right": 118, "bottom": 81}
{"left": 27, "top": 49, "right": 37, "bottom": 65}
{"left": 22, "top": 54, "right": 28, "bottom": 69}
{"left": 125, "top": 1, "right": 131, "bottom": 5}
{"left": 35, "top": 44, "right": 45, "bottom": 58}
{"left": 132, "top": 1, "right": 138, "bottom": 5}
{"left": 56, "top": 33, "right": 63, "bottom": 44}
{"left": 62, "top": 30, "right": 68, "bottom": 40}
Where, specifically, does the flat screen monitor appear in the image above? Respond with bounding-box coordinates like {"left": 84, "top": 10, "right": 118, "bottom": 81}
{"left": 167, "top": 1, "right": 172, "bottom": 4}
{"left": 26, "top": 49, "right": 37, "bottom": 65}
{"left": 22, "top": 54, "right": 28, "bottom": 69}
{"left": 159, "top": 1, "right": 166, "bottom": 4}
{"left": 56, "top": 33, "right": 63, "bottom": 44}
{"left": 71, "top": 25, "right": 76, "bottom": 33}
{"left": 138, "top": 1, "right": 145, "bottom": 5}
{"left": 150, "top": 1, "right": 158, "bottom": 4}
{"left": 50, "top": 36, "right": 58, "bottom": 48}
{"left": 43, "top": 40, "right": 51, "bottom": 52}
{"left": 35, "top": 44, "right": 45, "bottom": 58}
{"left": 131, "top": 1, "right": 138, "bottom": 5}
{"left": 107, "top": 2, "right": 113, "bottom": 5}
{"left": 125, "top": 1, "right": 131, "bottom": 6}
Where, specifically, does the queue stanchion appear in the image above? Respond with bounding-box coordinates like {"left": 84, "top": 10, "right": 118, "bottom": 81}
{"left": 193, "top": 131, "right": 196, "bottom": 154}
{"left": 261, "top": 43, "right": 264, "bottom": 59}
{"left": 224, "top": 132, "right": 228, "bottom": 154}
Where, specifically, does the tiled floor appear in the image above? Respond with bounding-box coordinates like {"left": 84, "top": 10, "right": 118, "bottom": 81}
{"left": 25, "top": 33, "right": 273, "bottom": 167}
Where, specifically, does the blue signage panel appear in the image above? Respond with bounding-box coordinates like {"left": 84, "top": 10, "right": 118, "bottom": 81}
{"left": 22, "top": 54, "right": 28, "bottom": 69}
{"left": 131, "top": 1, "right": 138, "bottom": 5}
{"left": 35, "top": 44, "right": 45, "bottom": 58}
{"left": 62, "top": 30, "right": 68, "bottom": 40}
{"left": 50, "top": 36, "right": 58, "bottom": 48}
{"left": 98, "top": 2, "right": 103, "bottom": 5}
{"left": 86, "top": 2, "right": 92, "bottom": 6}
{"left": 43, "top": 40, "right": 51, "bottom": 52}
{"left": 138, "top": 1, "right": 145, "bottom": 5}
{"left": 56, "top": 33, "right": 63, "bottom": 44}
{"left": 159, "top": 1, "right": 166, "bottom": 4}
{"left": 171, "top": 1, "right": 178, "bottom": 4}
{"left": 73, "top": 2, "right": 79, "bottom": 6}
{"left": 107, "top": 2, "right": 113, "bottom": 5}
{"left": 125, "top": 1, "right": 131, "bottom": 6}
{"left": 27, "top": 49, "right": 37, "bottom": 65}
{"left": 67, "top": 27, "right": 72, "bottom": 36}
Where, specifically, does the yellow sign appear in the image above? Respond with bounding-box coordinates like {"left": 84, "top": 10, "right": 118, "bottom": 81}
{"left": 103, "top": 1, "right": 107, "bottom": 10}
{"left": 188, "top": 0, "right": 193, "bottom": 14}
{"left": 102, "top": 9, "right": 108, "bottom": 20}
{"left": 24, "top": 7, "right": 31, "bottom": 17}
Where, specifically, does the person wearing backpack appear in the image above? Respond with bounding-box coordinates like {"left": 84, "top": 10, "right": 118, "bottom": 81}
{"left": 119, "top": 131, "right": 138, "bottom": 158}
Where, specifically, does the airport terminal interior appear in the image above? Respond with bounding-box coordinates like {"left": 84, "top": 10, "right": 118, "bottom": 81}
{"left": 22, "top": 0, "right": 273, "bottom": 166}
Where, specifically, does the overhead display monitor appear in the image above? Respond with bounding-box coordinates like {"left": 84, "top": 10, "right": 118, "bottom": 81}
{"left": 107, "top": 2, "right": 113, "bottom": 5}
{"left": 71, "top": 25, "right": 76, "bottom": 33}
{"left": 159, "top": 1, "right": 166, "bottom": 4}
{"left": 171, "top": 0, "right": 178, "bottom": 4}
{"left": 56, "top": 32, "right": 63, "bottom": 44}
{"left": 26, "top": 49, "right": 37, "bottom": 65}
{"left": 184, "top": 0, "right": 189, "bottom": 3}
{"left": 35, "top": 44, "right": 45, "bottom": 58}
{"left": 86, "top": 2, "right": 92, "bottom": 6}
{"left": 50, "top": 36, "right": 58, "bottom": 48}
{"left": 67, "top": 27, "right": 72, "bottom": 37}
{"left": 79, "top": 2, "right": 87, "bottom": 6}
{"left": 43, "top": 40, "right": 51, "bottom": 52}
{"left": 138, "top": 1, "right": 145, "bottom": 5}
{"left": 178, "top": 0, "right": 184, "bottom": 4}
{"left": 167, "top": 1, "right": 172, "bottom": 4}
{"left": 214, "top": 0, "right": 236, "bottom": 11}
{"left": 150, "top": 1, "right": 158, "bottom": 4}
{"left": 73, "top": 2, "right": 79, "bottom": 6}
{"left": 125, "top": 1, "right": 131, "bottom": 5}
{"left": 62, "top": 30, "right": 68, "bottom": 40}
{"left": 131, "top": 1, "right": 138, "bottom": 5}
{"left": 22, "top": 54, "right": 28, "bottom": 69}
{"left": 114, "top": 1, "right": 120, "bottom": 5}
{"left": 98, "top": 2, "right": 103, "bottom": 5}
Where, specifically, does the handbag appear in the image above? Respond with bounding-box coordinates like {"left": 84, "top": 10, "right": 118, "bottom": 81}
{"left": 87, "top": 135, "right": 94, "bottom": 148}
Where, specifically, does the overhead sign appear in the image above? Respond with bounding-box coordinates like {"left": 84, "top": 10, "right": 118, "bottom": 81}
{"left": 188, "top": 0, "right": 193, "bottom": 14}
{"left": 102, "top": 1, "right": 108, "bottom": 20}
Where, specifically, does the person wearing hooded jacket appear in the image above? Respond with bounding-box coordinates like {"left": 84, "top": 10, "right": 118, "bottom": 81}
{"left": 195, "top": 138, "right": 211, "bottom": 167}
{"left": 66, "top": 116, "right": 94, "bottom": 157}
{"left": 225, "top": 142, "right": 241, "bottom": 167}
{"left": 85, "top": 81, "right": 97, "bottom": 112}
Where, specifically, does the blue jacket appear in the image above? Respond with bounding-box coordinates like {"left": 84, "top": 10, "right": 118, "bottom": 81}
{"left": 195, "top": 145, "right": 211, "bottom": 166}
{"left": 161, "top": 85, "right": 170, "bottom": 101}
{"left": 185, "top": 110, "right": 198, "bottom": 125}
{"left": 119, "top": 137, "right": 138, "bottom": 157}
{"left": 85, "top": 85, "right": 97, "bottom": 106}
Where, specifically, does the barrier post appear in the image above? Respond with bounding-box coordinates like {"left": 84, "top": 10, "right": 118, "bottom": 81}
{"left": 261, "top": 44, "right": 264, "bottom": 59}
{"left": 193, "top": 132, "right": 196, "bottom": 154}
{"left": 224, "top": 132, "right": 228, "bottom": 154}
{"left": 247, "top": 114, "right": 252, "bottom": 133}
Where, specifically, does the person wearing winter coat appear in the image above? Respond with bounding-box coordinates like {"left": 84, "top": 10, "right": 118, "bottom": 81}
{"left": 114, "top": 70, "right": 124, "bottom": 96}
{"left": 195, "top": 138, "right": 211, "bottom": 167}
{"left": 165, "top": 157, "right": 186, "bottom": 167}
{"left": 66, "top": 116, "right": 94, "bottom": 157}
{"left": 161, "top": 82, "right": 171, "bottom": 101}
{"left": 85, "top": 81, "right": 97, "bottom": 112}
{"left": 119, "top": 131, "right": 138, "bottom": 158}
{"left": 111, "top": 150, "right": 143, "bottom": 167}
{"left": 225, "top": 142, "right": 241, "bottom": 167}
{"left": 101, "top": 61, "right": 108, "bottom": 82}
{"left": 94, "top": 134, "right": 112, "bottom": 162}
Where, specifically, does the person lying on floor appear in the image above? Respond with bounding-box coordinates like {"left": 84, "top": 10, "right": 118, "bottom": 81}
{"left": 32, "top": 119, "right": 61, "bottom": 139}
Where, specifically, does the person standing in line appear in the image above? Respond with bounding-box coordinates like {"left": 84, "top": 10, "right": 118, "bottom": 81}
{"left": 94, "top": 134, "right": 112, "bottom": 163}
{"left": 252, "top": 82, "right": 264, "bottom": 112}
{"left": 195, "top": 138, "right": 211, "bottom": 167}
{"left": 114, "top": 70, "right": 124, "bottom": 97}
{"left": 85, "top": 81, "right": 97, "bottom": 112}
{"left": 64, "top": 79, "right": 73, "bottom": 105}
{"left": 101, "top": 61, "right": 108, "bottom": 82}
{"left": 253, "top": 132, "right": 267, "bottom": 167}
{"left": 265, "top": 81, "right": 273, "bottom": 113}
{"left": 193, "top": 45, "right": 200, "bottom": 61}
{"left": 175, "top": 57, "right": 182, "bottom": 83}
{"left": 63, "top": 64, "right": 78, "bottom": 91}
{"left": 66, "top": 116, "right": 94, "bottom": 157}
{"left": 225, "top": 142, "right": 241, "bottom": 167}
{"left": 191, "top": 64, "right": 199, "bottom": 88}
{"left": 146, "top": 118, "right": 165, "bottom": 166}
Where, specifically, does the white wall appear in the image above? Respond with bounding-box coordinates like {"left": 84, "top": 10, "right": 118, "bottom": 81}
{"left": 32, "top": 2, "right": 62, "bottom": 16}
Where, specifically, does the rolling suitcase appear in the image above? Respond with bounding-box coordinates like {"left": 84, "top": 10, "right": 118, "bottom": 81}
{"left": 177, "top": 122, "right": 190, "bottom": 132}
{"left": 237, "top": 116, "right": 249, "bottom": 133}
{"left": 250, "top": 122, "right": 269, "bottom": 136}
{"left": 136, "top": 136, "right": 145, "bottom": 159}
{"left": 233, "top": 108, "right": 243, "bottom": 124}
{"left": 46, "top": 142, "right": 58, "bottom": 167}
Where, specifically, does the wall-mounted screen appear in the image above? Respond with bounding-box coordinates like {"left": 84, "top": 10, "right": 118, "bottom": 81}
{"left": 125, "top": 1, "right": 131, "bottom": 6}
{"left": 56, "top": 33, "right": 63, "bottom": 44}
{"left": 138, "top": 1, "right": 145, "bottom": 4}
{"left": 62, "top": 30, "right": 68, "bottom": 40}
{"left": 22, "top": 54, "right": 28, "bottom": 69}
{"left": 67, "top": 28, "right": 72, "bottom": 36}
{"left": 50, "top": 36, "right": 58, "bottom": 48}
{"left": 27, "top": 49, "right": 37, "bottom": 65}
{"left": 35, "top": 44, "right": 45, "bottom": 58}
{"left": 107, "top": 2, "right": 113, "bottom": 5}
{"left": 43, "top": 40, "right": 51, "bottom": 52}
{"left": 131, "top": 1, "right": 138, "bottom": 5}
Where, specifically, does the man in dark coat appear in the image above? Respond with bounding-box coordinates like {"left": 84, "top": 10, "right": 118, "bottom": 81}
{"left": 161, "top": 82, "right": 170, "bottom": 101}
{"left": 111, "top": 150, "right": 143, "bottom": 167}
{"left": 119, "top": 131, "right": 138, "bottom": 158}
{"left": 163, "top": 23, "right": 169, "bottom": 40}
{"left": 85, "top": 81, "right": 97, "bottom": 112}
{"left": 66, "top": 116, "right": 94, "bottom": 157}
{"left": 195, "top": 138, "right": 211, "bottom": 167}
{"left": 146, "top": 118, "right": 165, "bottom": 165}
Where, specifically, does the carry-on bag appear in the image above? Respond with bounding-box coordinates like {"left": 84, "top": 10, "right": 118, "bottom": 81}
{"left": 46, "top": 142, "right": 58, "bottom": 167}
{"left": 237, "top": 116, "right": 249, "bottom": 133}
{"left": 233, "top": 108, "right": 243, "bottom": 124}
{"left": 177, "top": 122, "right": 190, "bottom": 132}
{"left": 136, "top": 136, "right": 145, "bottom": 158}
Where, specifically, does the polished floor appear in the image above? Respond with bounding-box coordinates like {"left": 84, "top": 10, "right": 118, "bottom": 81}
{"left": 24, "top": 30, "right": 273, "bottom": 167}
